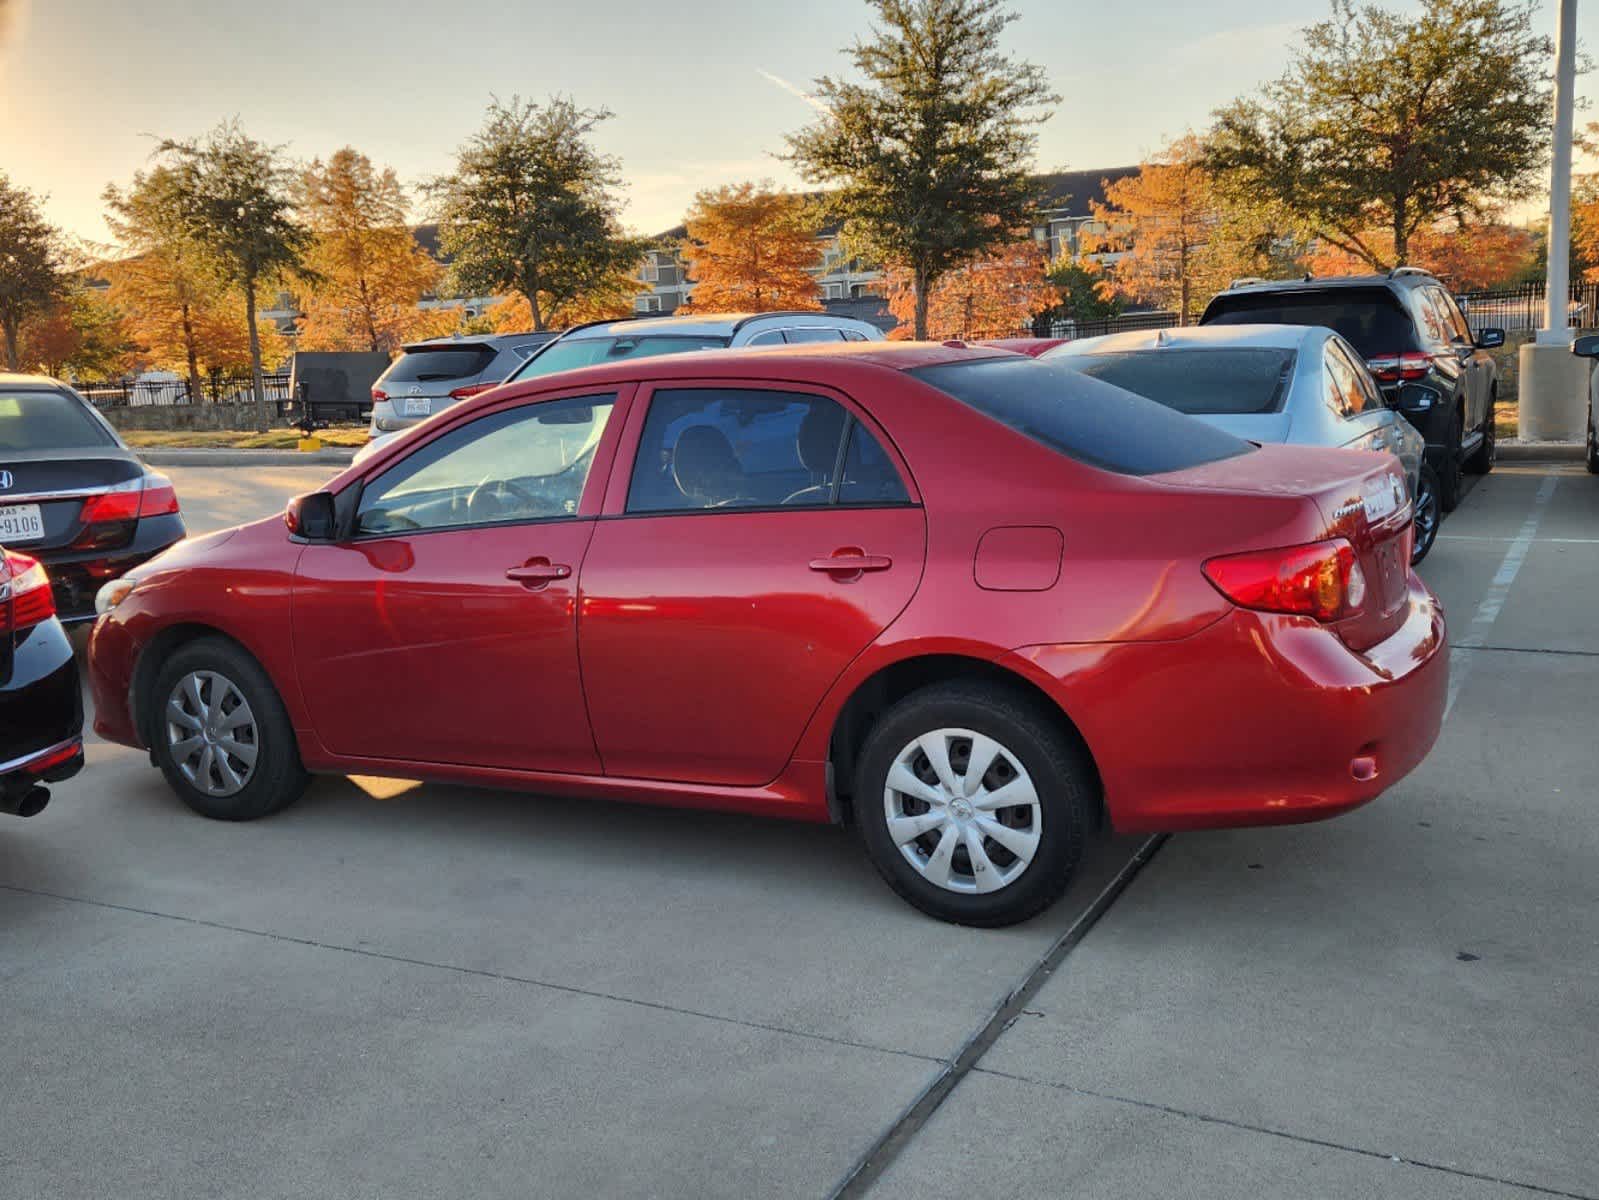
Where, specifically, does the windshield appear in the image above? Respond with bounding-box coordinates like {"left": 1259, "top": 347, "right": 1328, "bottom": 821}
{"left": 1055, "top": 348, "right": 1297, "bottom": 415}
{"left": 0, "top": 389, "right": 117, "bottom": 451}
{"left": 507, "top": 335, "right": 731, "bottom": 382}
{"left": 911, "top": 357, "right": 1252, "bottom": 476}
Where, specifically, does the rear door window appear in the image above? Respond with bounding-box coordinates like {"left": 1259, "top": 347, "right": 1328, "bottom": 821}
{"left": 627, "top": 388, "right": 852, "bottom": 512}
{"left": 911, "top": 357, "right": 1251, "bottom": 476}
{"left": 0, "top": 390, "right": 117, "bottom": 451}
{"left": 1060, "top": 348, "right": 1296, "bottom": 415}
{"left": 785, "top": 328, "right": 846, "bottom": 343}
{"left": 1202, "top": 289, "right": 1418, "bottom": 357}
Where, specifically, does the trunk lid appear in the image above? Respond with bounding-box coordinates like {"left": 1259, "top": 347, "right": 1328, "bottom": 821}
{"left": 0, "top": 450, "right": 144, "bottom": 552}
{"left": 1157, "top": 444, "right": 1414, "bottom": 649}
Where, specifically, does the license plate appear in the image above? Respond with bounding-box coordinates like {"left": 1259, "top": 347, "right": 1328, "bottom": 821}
{"left": 1360, "top": 473, "right": 1405, "bottom": 523}
{"left": 0, "top": 503, "right": 44, "bottom": 543}
{"left": 402, "top": 397, "right": 431, "bottom": 417}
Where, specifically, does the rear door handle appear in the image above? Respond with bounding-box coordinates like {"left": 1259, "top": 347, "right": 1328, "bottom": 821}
{"left": 506, "top": 559, "right": 572, "bottom": 588}
{"left": 809, "top": 553, "right": 893, "bottom": 574}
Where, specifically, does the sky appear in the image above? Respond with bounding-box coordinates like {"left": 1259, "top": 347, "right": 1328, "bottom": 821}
{"left": 3, "top": 0, "right": 1597, "bottom": 249}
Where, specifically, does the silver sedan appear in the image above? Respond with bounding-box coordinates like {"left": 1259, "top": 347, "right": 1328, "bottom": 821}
{"left": 1045, "top": 323, "right": 1437, "bottom": 562}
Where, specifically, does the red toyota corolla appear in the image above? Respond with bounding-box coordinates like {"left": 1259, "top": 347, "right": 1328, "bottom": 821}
{"left": 88, "top": 345, "right": 1447, "bottom": 926}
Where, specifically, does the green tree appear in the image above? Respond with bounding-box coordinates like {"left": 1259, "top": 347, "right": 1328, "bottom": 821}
{"left": 0, "top": 173, "right": 69, "bottom": 371}
{"left": 156, "top": 122, "right": 308, "bottom": 429}
{"left": 1208, "top": 0, "right": 1551, "bottom": 270}
{"left": 785, "top": 0, "right": 1057, "bottom": 339}
{"left": 1045, "top": 255, "right": 1122, "bottom": 324}
{"left": 18, "top": 287, "right": 131, "bottom": 380}
{"left": 431, "top": 96, "right": 648, "bottom": 331}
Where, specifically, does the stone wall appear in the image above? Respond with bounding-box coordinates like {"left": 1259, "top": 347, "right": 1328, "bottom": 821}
{"left": 100, "top": 403, "right": 272, "bottom": 433}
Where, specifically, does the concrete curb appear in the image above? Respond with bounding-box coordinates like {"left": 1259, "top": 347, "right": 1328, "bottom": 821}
{"left": 1497, "top": 440, "right": 1585, "bottom": 462}
{"left": 135, "top": 448, "right": 358, "bottom": 468}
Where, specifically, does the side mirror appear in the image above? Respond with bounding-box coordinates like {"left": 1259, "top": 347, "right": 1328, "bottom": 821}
{"left": 285, "top": 491, "right": 337, "bottom": 540}
{"left": 1474, "top": 328, "right": 1506, "bottom": 350}
{"left": 1572, "top": 334, "right": 1599, "bottom": 358}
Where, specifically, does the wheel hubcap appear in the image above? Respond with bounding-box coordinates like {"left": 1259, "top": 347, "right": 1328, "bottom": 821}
{"left": 883, "top": 728, "right": 1042, "bottom": 895}
{"left": 165, "top": 670, "right": 259, "bottom": 797}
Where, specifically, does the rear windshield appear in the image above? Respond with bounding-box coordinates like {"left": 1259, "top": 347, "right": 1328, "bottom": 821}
{"left": 0, "top": 389, "right": 116, "bottom": 451}
{"left": 911, "top": 357, "right": 1252, "bottom": 476}
{"left": 1202, "top": 289, "right": 1415, "bottom": 357}
{"left": 509, "top": 335, "right": 730, "bottom": 382}
{"left": 381, "top": 345, "right": 499, "bottom": 384}
{"left": 1058, "top": 348, "right": 1297, "bottom": 415}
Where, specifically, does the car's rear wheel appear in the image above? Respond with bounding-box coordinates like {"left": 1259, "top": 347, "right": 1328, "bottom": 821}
{"left": 854, "top": 682, "right": 1094, "bottom": 927}
{"left": 1466, "top": 391, "right": 1496, "bottom": 475}
{"left": 1411, "top": 463, "right": 1441, "bottom": 565}
{"left": 1438, "top": 410, "right": 1464, "bottom": 511}
{"left": 149, "top": 637, "right": 309, "bottom": 820}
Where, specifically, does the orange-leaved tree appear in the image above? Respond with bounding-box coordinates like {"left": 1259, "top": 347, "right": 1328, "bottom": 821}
{"left": 484, "top": 269, "right": 644, "bottom": 333}
{"left": 679, "top": 182, "right": 822, "bottom": 312}
{"left": 884, "top": 240, "right": 1054, "bottom": 339}
{"left": 296, "top": 149, "right": 443, "bottom": 353}
{"left": 1092, "top": 135, "right": 1223, "bottom": 325}
{"left": 1305, "top": 221, "right": 1535, "bottom": 290}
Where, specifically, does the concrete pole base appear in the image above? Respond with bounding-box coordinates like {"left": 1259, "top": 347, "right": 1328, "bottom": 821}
{"left": 1517, "top": 341, "right": 1590, "bottom": 440}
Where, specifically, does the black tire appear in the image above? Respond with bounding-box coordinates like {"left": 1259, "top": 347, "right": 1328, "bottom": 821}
{"left": 1411, "top": 462, "right": 1441, "bottom": 565}
{"left": 1437, "top": 409, "right": 1464, "bottom": 512}
{"left": 1586, "top": 400, "right": 1598, "bottom": 475}
{"left": 854, "top": 681, "right": 1095, "bottom": 927}
{"left": 1465, "top": 391, "right": 1496, "bottom": 475}
{"left": 148, "top": 636, "right": 310, "bottom": 821}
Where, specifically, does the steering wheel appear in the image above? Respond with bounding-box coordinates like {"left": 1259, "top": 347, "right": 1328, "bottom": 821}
{"left": 466, "top": 476, "right": 556, "bottom": 523}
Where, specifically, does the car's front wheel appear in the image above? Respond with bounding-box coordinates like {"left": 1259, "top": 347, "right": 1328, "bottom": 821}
{"left": 1586, "top": 399, "right": 1598, "bottom": 475}
{"left": 149, "top": 637, "right": 309, "bottom": 820}
{"left": 1411, "top": 463, "right": 1441, "bottom": 565}
{"left": 854, "top": 682, "right": 1095, "bottom": 927}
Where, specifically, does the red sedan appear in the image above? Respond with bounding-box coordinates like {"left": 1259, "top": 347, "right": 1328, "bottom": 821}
{"left": 88, "top": 345, "right": 1446, "bottom": 926}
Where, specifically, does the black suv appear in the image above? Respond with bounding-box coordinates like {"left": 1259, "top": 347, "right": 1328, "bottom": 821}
{"left": 1200, "top": 269, "right": 1504, "bottom": 510}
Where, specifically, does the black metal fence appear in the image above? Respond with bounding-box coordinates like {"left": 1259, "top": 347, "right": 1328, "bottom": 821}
{"left": 1455, "top": 281, "right": 1599, "bottom": 333}
{"left": 78, "top": 370, "right": 295, "bottom": 411}
{"left": 1036, "top": 309, "right": 1180, "bottom": 340}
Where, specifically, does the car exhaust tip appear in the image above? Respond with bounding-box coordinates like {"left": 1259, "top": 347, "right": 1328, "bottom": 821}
{"left": 1, "top": 785, "right": 51, "bottom": 818}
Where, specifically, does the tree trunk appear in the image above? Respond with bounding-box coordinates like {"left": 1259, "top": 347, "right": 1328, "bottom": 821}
{"left": 2, "top": 315, "right": 18, "bottom": 371}
{"left": 1392, "top": 197, "right": 1409, "bottom": 267}
{"left": 525, "top": 288, "right": 544, "bottom": 332}
{"left": 913, "top": 265, "right": 931, "bottom": 341}
{"left": 181, "top": 303, "right": 204, "bottom": 404}
{"left": 244, "top": 283, "right": 267, "bottom": 433}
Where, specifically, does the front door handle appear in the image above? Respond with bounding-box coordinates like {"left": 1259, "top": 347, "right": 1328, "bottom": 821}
{"left": 506, "top": 558, "right": 572, "bottom": 588}
{"left": 809, "top": 551, "right": 893, "bottom": 575}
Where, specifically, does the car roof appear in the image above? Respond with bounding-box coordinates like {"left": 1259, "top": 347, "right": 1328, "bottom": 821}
{"left": 560, "top": 312, "right": 875, "bottom": 340}
{"left": 0, "top": 372, "right": 71, "bottom": 390}
{"left": 491, "top": 340, "right": 1006, "bottom": 394}
{"left": 401, "top": 331, "right": 558, "bottom": 353}
{"left": 1214, "top": 270, "right": 1436, "bottom": 298}
{"left": 1050, "top": 324, "right": 1320, "bottom": 356}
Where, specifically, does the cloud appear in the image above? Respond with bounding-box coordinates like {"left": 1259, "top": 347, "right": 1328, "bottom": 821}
{"left": 756, "top": 69, "right": 831, "bottom": 116}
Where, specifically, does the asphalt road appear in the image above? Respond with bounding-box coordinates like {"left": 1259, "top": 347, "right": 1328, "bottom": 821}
{"left": 2, "top": 460, "right": 1594, "bottom": 1199}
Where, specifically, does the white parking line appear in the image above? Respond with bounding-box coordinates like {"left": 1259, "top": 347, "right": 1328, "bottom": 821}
{"left": 1438, "top": 534, "right": 1599, "bottom": 545}
{"left": 1443, "top": 475, "right": 1560, "bottom": 719}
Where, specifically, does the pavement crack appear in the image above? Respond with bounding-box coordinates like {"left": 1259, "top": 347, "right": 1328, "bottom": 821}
{"left": 827, "top": 834, "right": 1168, "bottom": 1200}
{"left": 1450, "top": 643, "right": 1599, "bottom": 659}
{"left": 0, "top": 881, "right": 943, "bottom": 1068}
{"left": 970, "top": 1067, "right": 1597, "bottom": 1200}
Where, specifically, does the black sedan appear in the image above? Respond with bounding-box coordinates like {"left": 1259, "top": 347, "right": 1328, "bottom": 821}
{"left": 0, "top": 374, "right": 186, "bottom": 620}
{"left": 1, "top": 546, "right": 83, "bottom": 818}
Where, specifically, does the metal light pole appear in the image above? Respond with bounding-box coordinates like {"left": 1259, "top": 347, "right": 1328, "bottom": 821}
{"left": 1521, "top": 0, "right": 1588, "bottom": 440}
{"left": 1538, "top": 0, "right": 1579, "bottom": 345}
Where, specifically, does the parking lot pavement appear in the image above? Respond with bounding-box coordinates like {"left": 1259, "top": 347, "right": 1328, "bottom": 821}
{"left": 6, "top": 461, "right": 1594, "bottom": 1199}
{"left": 4, "top": 461, "right": 1148, "bottom": 1196}
{"left": 871, "top": 462, "right": 1599, "bottom": 1200}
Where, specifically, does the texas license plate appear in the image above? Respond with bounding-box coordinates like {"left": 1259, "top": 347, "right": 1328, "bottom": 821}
{"left": 0, "top": 503, "right": 44, "bottom": 543}
{"left": 402, "top": 397, "right": 431, "bottom": 417}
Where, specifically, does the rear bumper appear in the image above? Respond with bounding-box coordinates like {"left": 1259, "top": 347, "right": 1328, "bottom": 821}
{"left": 1, "top": 620, "right": 84, "bottom": 801}
{"left": 33, "top": 514, "right": 186, "bottom": 621}
{"left": 1010, "top": 573, "right": 1448, "bottom": 832}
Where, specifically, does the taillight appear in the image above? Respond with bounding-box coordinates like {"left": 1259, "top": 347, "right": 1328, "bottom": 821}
{"left": 448, "top": 382, "right": 499, "bottom": 401}
{"left": 1203, "top": 539, "right": 1366, "bottom": 624}
{"left": 77, "top": 474, "right": 181, "bottom": 526}
{"left": 1, "top": 550, "right": 55, "bottom": 631}
{"left": 1364, "top": 352, "right": 1433, "bottom": 383}
{"left": 372, "top": 387, "right": 389, "bottom": 403}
